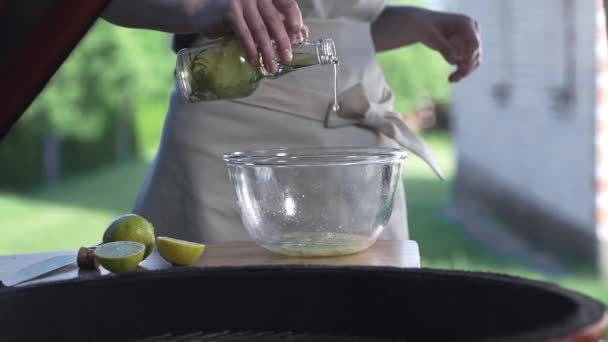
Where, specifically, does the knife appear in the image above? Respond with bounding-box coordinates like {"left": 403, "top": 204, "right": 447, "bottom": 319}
{"left": 1, "top": 254, "right": 75, "bottom": 287}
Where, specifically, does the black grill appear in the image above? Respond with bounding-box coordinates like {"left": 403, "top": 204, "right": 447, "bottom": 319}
{"left": 133, "top": 331, "right": 398, "bottom": 341}
{"left": 0, "top": 266, "right": 605, "bottom": 342}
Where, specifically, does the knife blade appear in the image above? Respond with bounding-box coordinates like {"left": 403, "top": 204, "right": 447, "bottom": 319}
{"left": 1, "top": 254, "right": 75, "bottom": 287}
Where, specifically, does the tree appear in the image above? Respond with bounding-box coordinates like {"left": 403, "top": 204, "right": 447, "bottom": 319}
{"left": 377, "top": 0, "right": 451, "bottom": 116}
{"left": 1, "top": 20, "right": 174, "bottom": 187}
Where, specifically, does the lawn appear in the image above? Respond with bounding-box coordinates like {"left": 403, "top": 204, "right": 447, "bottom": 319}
{"left": 0, "top": 132, "right": 606, "bottom": 311}
{"left": 0, "top": 161, "right": 149, "bottom": 254}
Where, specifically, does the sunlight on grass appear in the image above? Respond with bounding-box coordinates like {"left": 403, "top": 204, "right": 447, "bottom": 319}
{"left": 0, "top": 161, "right": 149, "bottom": 254}
{"left": 403, "top": 131, "right": 456, "bottom": 179}
{"left": 0, "top": 196, "right": 113, "bottom": 254}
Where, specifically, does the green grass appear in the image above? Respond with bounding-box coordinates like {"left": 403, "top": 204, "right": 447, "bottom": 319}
{"left": 0, "top": 161, "right": 149, "bottom": 254}
{"left": 0, "top": 132, "right": 606, "bottom": 321}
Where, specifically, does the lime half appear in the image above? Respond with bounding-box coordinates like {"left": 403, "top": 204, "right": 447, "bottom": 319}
{"left": 157, "top": 237, "right": 206, "bottom": 266}
{"left": 94, "top": 241, "right": 145, "bottom": 273}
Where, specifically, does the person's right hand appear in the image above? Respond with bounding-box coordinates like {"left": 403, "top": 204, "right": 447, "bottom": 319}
{"left": 221, "top": 0, "right": 304, "bottom": 73}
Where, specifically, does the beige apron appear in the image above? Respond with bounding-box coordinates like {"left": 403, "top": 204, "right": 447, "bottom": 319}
{"left": 132, "top": 0, "right": 442, "bottom": 243}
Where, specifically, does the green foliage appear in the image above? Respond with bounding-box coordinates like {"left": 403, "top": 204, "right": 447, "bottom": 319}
{"left": 25, "top": 23, "right": 122, "bottom": 140}
{"left": 377, "top": 0, "right": 452, "bottom": 114}
{"left": 377, "top": 45, "right": 451, "bottom": 114}
{"left": 109, "top": 24, "right": 175, "bottom": 157}
{"left": 0, "top": 120, "right": 44, "bottom": 188}
{"left": 0, "top": 20, "right": 175, "bottom": 189}
{"left": 23, "top": 20, "right": 174, "bottom": 140}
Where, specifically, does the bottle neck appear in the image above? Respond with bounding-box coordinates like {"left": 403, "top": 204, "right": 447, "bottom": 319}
{"left": 291, "top": 38, "right": 338, "bottom": 66}
{"left": 262, "top": 38, "right": 338, "bottom": 78}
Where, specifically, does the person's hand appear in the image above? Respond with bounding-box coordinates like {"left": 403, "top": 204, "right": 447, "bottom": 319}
{"left": 416, "top": 11, "right": 482, "bottom": 82}
{"left": 220, "top": 0, "right": 304, "bottom": 73}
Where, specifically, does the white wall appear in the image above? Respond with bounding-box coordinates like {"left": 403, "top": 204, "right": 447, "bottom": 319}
{"left": 450, "top": 0, "right": 597, "bottom": 231}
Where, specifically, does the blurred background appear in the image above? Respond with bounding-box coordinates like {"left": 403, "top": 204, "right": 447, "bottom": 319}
{"left": 1, "top": 0, "right": 607, "bottom": 313}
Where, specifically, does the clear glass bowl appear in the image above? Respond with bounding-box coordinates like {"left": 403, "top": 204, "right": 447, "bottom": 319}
{"left": 224, "top": 147, "right": 407, "bottom": 257}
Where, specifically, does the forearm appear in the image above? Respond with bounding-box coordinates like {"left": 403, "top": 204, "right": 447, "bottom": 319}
{"left": 101, "top": 0, "right": 228, "bottom": 34}
{"left": 371, "top": 6, "right": 431, "bottom": 52}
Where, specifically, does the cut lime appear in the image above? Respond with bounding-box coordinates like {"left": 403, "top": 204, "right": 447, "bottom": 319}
{"left": 103, "top": 214, "right": 155, "bottom": 259}
{"left": 94, "top": 241, "right": 145, "bottom": 273}
{"left": 156, "top": 236, "right": 206, "bottom": 266}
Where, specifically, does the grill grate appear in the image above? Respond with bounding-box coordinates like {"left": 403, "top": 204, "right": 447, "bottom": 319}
{"left": 132, "top": 331, "right": 401, "bottom": 342}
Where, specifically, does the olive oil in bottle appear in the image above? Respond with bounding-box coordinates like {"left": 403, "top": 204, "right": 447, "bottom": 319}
{"left": 175, "top": 37, "right": 338, "bottom": 103}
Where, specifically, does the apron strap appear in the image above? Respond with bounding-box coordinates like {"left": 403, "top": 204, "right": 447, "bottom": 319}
{"left": 233, "top": 81, "right": 444, "bottom": 180}
{"left": 325, "top": 83, "right": 445, "bottom": 180}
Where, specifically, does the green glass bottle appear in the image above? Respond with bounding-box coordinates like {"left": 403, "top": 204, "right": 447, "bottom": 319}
{"left": 175, "top": 37, "right": 338, "bottom": 103}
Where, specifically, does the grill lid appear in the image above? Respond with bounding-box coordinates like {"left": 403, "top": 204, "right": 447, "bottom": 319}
{"left": 133, "top": 330, "right": 398, "bottom": 342}
{"left": 0, "top": 265, "right": 605, "bottom": 342}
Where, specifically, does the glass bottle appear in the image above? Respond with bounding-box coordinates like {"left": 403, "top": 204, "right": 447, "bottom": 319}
{"left": 175, "top": 37, "right": 338, "bottom": 103}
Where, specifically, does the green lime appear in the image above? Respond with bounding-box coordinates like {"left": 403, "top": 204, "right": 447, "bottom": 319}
{"left": 156, "top": 236, "right": 206, "bottom": 266}
{"left": 103, "top": 214, "right": 155, "bottom": 259}
{"left": 94, "top": 241, "right": 145, "bottom": 273}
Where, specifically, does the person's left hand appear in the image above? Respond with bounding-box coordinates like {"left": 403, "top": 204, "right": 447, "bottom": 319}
{"left": 416, "top": 10, "right": 482, "bottom": 83}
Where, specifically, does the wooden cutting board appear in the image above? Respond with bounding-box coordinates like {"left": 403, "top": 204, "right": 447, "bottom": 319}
{"left": 0, "top": 240, "right": 420, "bottom": 287}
